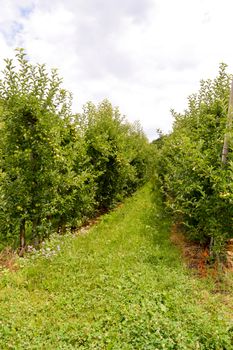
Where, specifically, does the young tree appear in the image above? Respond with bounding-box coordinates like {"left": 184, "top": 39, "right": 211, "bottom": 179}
{"left": 0, "top": 49, "right": 71, "bottom": 250}
{"left": 155, "top": 64, "right": 233, "bottom": 258}
{"left": 82, "top": 100, "right": 151, "bottom": 209}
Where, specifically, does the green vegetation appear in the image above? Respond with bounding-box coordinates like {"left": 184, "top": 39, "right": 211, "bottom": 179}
{"left": 0, "top": 49, "right": 152, "bottom": 250}
{"left": 0, "top": 185, "right": 232, "bottom": 349}
{"left": 0, "top": 50, "right": 232, "bottom": 349}
{"left": 154, "top": 64, "right": 233, "bottom": 258}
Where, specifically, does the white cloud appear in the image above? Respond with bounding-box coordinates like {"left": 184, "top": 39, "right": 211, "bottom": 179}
{"left": 0, "top": 0, "right": 233, "bottom": 140}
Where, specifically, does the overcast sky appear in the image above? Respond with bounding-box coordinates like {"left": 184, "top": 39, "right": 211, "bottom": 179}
{"left": 0, "top": 0, "right": 233, "bottom": 140}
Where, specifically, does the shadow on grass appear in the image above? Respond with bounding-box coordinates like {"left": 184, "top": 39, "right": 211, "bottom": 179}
{"left": 140, "top": 186, "right": 182, "bottom": 269}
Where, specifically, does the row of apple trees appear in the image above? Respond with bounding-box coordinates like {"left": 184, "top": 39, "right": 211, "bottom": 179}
{"left": 154, "top": 64, "right": 233, "bottom": 259}
{"left": 0, "top": 49, "right": 153, "bottom": 251}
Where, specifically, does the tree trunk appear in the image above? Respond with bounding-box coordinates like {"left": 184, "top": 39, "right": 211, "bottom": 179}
{"left": 19, "top": 218, "right": 26, "bottom": 256}
{"left": 32, "top": 218, "right": 40, "bottom": 247}
{"left": 221, "top": 79, "right": 233, "bottom": 164}
{"left": 58, "top": 216, "right": 66, "bottom": 235}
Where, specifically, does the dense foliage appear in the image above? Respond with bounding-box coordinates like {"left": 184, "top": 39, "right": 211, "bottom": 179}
{"left": 0, "top": 49, "right": 152, "bottom": 251}
{"left": 154, "top": 64, "right": 233, "bottom": 258}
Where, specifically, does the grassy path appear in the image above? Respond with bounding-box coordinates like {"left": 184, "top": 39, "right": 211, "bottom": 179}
{"left": 0, "top": 185, "right": 232, "bottom": 349}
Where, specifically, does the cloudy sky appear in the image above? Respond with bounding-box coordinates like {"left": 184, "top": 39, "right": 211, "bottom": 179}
{"left": 0, "top": 0, "right": 233, "bottom": 140}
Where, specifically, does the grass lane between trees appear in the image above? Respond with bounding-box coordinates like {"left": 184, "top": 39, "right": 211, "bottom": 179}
{"left": 0, "top": 184, "right": 232, "bottom": 349}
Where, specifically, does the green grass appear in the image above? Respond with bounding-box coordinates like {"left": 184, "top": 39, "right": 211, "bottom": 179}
{"left": 0, "top": 184, "right": 232, "bottom": 349}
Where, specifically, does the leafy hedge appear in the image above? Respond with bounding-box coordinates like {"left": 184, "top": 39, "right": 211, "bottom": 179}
{"left": 154, "top": 64, "right": 233, "bottom": 258}
{"left": 0, "top": 49, "right": 152, "bottom": 251}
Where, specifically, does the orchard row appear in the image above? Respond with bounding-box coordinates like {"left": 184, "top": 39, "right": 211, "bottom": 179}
{"left": 0, "top": 49, "right": 153, "bottom": 251}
